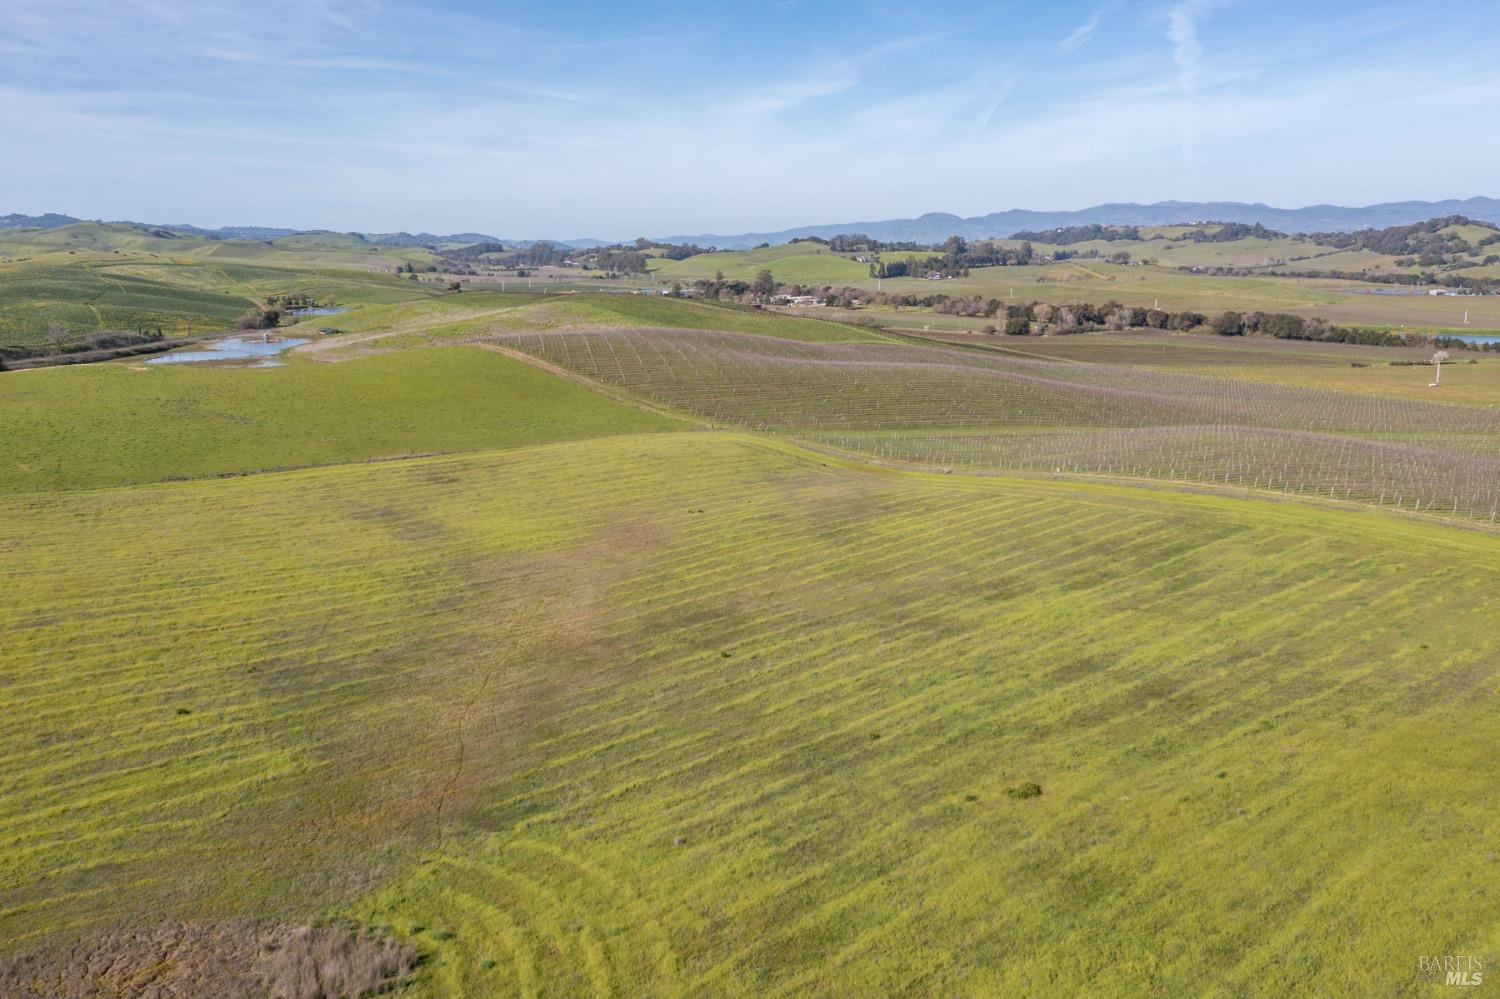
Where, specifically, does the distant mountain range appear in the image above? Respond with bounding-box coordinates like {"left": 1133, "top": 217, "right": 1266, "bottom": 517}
{"left": 5, "top": 198, "right": 1500, "bottom": 250}
{"left": 653, "top": 198, "right": 1500, "bottom": 249}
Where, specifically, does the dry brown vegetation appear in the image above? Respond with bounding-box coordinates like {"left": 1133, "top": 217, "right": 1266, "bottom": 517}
{"left": 0, "top": 920, "right": 415, "bottom": 999}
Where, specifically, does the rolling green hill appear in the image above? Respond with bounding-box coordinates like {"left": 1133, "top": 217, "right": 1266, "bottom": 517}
{"left": 650, "top": 242, "right": 873, "bottom": 284}
{"left": 0, "top": 346, "right": 686, "bottom": 490}
{"left": 0, "top": 250, "right": 440, "bottom": 345}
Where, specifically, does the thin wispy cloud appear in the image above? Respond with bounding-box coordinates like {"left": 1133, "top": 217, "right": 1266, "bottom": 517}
{"left": 970, "top": 76, "right": 1018, "bottom": 136}
{"left": 1168, "top": 0, "right": 1211, "bottom": 94}
{"left": 731, "top": 74, "right": 860, "bottom": 117}
{"left": 1059, "top": 4, "right": 1114, "bottom": 53}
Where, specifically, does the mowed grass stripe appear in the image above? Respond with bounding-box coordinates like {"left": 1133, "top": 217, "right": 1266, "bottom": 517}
{"left": 5, "top": 432, "right": 1498, "bottom": 996}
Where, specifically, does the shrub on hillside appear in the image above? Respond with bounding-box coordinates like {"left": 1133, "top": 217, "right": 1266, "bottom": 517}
{"left": 236, "top": 308, "right": 282, "bottom": 330}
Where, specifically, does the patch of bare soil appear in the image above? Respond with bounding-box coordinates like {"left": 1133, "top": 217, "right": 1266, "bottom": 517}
{"left": 0, "top": 919, "right": 416, "bottom": 998}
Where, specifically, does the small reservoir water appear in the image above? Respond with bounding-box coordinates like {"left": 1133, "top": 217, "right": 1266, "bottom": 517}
{"left": 147, "top": 337, "right": 309, "bottom": 366}
{"left": 290, "top": 306, "right": 347, "bottom": 316}
{"left": 1433, "top": 333, "right": 1500, "bottom": 346}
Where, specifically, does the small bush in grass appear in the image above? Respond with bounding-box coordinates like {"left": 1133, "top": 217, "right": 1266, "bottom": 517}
{"left": 1005, "top": 782, "right": 1043, "bottom": 800}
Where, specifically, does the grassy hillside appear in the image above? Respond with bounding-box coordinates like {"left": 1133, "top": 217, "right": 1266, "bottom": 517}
{"left": 3, "top": 432, "right": 1498, "bottom": 996}
{"left": 0, "top": 221, "right": 450, "bottom": 345}
{"left": 305, "top": 292, "right": 889, "bottom": 356}
{"left": 650, "top": 243, "right": 872, "bottom": 284}
{"left": 0, "top": 258, "right": 257, "bottom": 342}
{"left": 0, "top": 251, "right": 439, "bottom": 345}
{"left": 0, "top": 346, "right": 686, "bottom": 490}
{"left": 0, "top": 221, "right": 438, "bottom": 268}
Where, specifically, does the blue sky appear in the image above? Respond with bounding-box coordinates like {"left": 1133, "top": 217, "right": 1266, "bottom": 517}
{"left": 2, "top": 1, "right": 1498, "bottom": 238}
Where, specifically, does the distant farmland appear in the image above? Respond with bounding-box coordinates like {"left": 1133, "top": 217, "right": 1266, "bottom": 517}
{"left": 479, "top": 326, "right": 1500, "bottom": 518}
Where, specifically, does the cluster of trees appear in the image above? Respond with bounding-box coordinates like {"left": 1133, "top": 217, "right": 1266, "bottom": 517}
{"left": 1305, "top": 215, "right": 1500, "bottom": 263}
{"left": 438, "top": 242, "right": 508, "bottom": 263}
{"left": 1179, "top": 222, "right": 1283, "bottom": 243}
{"left": 686, "top": 270, "right": 755, "bottom": 300}
{"left": 263, "top": 293, "right": 319, "bottom": 309}
{"left": 1008, "top": 222, "right": 1282, "bottom": 245}
{"left": 1205, "top": 310, "right": 1401, "bottom": 345}
{"left": 798, "top": 233, "right": 933, "bottom": 254}
{"left": 654, "top": 242, "right": 710, "bottom": 260}
{"left": 1010, "top": 224, "right": 1142, "bottom": 244}
{"left": 505, "top": 242, "right": 573, "bottom": 268}
{"left": 236, "top": 308, "right": 282, "bottom": 330}
{"left": 869, "top": 237, "right": 1039, "bottom": 279}
{"left": 1260, "top": 267, "right": 1498, "bottom": 293}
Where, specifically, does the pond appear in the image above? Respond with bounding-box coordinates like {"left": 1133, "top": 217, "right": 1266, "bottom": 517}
{"left": 1433, "top": 333, "right": 1500, "bottom": 346}
{"left": 146, "top": 337, "right": 309, "bottom": 366}
{"left": 290, "top": 306, "right": 347, "bottom": 316}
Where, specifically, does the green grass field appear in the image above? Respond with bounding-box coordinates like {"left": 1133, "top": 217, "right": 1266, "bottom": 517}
{"left": 650, "top": 243, "right": 873, "bottom": 284}
{"left": 0, "top": 346, "right": 685, "bottom": 490}
{"left": 3, "top": 431, "right": 1498, "bottom": 996}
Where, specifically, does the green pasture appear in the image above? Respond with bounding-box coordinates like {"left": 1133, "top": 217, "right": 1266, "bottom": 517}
{"left": 0, "top": 346, "right": 685, "bottom": 490}
{"left": 0, "top": 251, "right": 439, "bottom": 345}
{"left": 2, "top": 432, "right": 1497, "bottom": 996}
{"left": 651, "top": 243, "right": 873, "bottom": 284}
